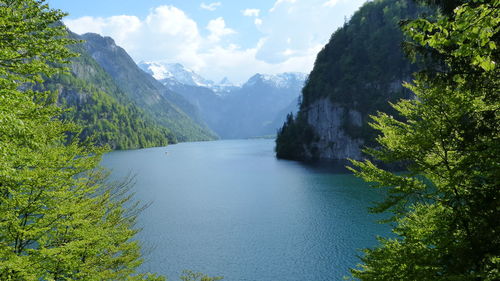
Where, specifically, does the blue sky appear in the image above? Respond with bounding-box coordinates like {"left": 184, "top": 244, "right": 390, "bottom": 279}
{"left": 47, "top": 0, "right": 367, "bottom": 83}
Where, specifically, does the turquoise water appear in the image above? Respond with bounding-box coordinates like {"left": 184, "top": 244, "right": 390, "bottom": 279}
{"left": 102, "top": 139, "right": 389, "bottom": 281}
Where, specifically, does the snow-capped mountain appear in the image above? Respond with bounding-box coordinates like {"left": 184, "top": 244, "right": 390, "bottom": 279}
{"left": 138, "top": 61, "right": 215, "bottom": 87}
{"left": 243, "top": 73, "right": 308, "bottom": 89}
{"left": 218, "top": 77, "right": 232, "bottom": 86}
{"left": 138, "top": 61, "right": 307, "bottom": 138}
{"left": 139, "top": 61, "right": 306, "bottom": 92}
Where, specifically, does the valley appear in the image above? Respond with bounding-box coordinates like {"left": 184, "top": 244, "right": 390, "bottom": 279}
{"left": 3, "top": 0, "right": 497, "bottom": 280}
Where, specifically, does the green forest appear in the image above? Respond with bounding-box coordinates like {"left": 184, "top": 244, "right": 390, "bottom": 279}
{"left": 43, "top": 30, "right": 214, "bottom": 150}
{"left": 45, "top": 71, "right": 175, "bottom": 150}
{"left": 77, "top": 32, "right": 217, "bottom": 144}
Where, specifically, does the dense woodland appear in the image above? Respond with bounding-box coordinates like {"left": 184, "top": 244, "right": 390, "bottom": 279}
{"left": 45, "top": 71, "right": 175, "bottom": 150}
{"left": 47, "top": 35, "right": 180, "bottom": 149}
{"left": 46, "top": 30, "right": 216, "bottom": 150}
{"left": 78, "top": 32, "right": 217, "bottom": 143}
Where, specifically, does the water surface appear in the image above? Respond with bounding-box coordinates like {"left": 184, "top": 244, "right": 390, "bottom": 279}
{"left": 102, "top": 139, "right": 389, "bottom": 281}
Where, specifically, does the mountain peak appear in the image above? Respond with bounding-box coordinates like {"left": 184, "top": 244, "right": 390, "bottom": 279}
{"left": 138, "top": 61, "right": 214, "bottom": 87}
{"left": 218, "top": 77, "right": 234, "bottom": 86}
{"left": 245, "top": 72, "right": 307, "bottom": 88}
{"left": 81, "top": 33, "right": 118, "bottom": 49}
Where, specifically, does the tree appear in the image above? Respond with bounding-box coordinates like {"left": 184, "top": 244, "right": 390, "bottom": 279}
{"left": 0, "top": 1, "right": 164, "bottom": 279}
{"left": 349, "top": 0, "right": 499, "bottom": 280}
{"left": 275, "top": 113, "right": 318, "bottom": 160}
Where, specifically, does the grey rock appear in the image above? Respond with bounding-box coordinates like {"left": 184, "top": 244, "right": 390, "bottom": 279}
{"left": 303, "top": 98, "right": 364, "bottom": 160}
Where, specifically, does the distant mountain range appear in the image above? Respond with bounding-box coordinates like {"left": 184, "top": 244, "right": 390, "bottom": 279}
{"left": 138, "top": 62, "right": 220, "bottom": 88}
{"left": 138, "top": 62, "right": 306, "bottom": 139}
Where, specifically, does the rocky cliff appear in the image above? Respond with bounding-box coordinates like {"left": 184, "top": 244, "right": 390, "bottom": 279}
{"left": 276, "top": 0, "right": 429, "bottom": 161}
{"left": 301, "top": 98, "right": 364, "bottom": 160}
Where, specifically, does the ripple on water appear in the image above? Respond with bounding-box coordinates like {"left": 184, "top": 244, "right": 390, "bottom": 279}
{"left": 102, "top": 139, "right": 390, "bottom": 281}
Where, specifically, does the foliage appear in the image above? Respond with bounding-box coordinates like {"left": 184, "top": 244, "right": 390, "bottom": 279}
{"left": 45, "top": 70, "right": 176, "bottom": 150}
{"left": 301, "top": 0, "right": 425, "bottom": 112}
{"left": 349, "top": 0, "right": 499, "bottom": 279}
{"left": 39, "top": 30, "right": 180, "bottom": 150}
{"left": 275, "top": 113, "right": 318, "bottom": 160}
{"left": 79, "top": 33, "right": 217, "bottom": 143}
{"left": 0, "top": 0, "right": 165, "bottom": 279}
{"left": 416, "top": 0, "right": 480, "bottom": 15}
{"left": 276, "top": 0, "right": 431, "bottom": 160}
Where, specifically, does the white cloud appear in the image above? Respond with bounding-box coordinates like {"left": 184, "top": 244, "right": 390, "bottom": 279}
{"left": 323, "top": 0, "right": 344, "bottom": 7}
{"left": 66, "top": 6, "right": 203, "bottom": 69}
{"left": 255, "top": 0, "right": 366, "bottom": 65}
{"left": 206, "top": 17, "right": 236, "bottom": 42}
{"left": 65, "top": 15, "right": 141, "bottom": 45}
{"left": 242, "top": 8, "right": 262, "bottom": 27}
{"left": 200, "top": 2, "right": 221, "bottom": 11}
{"left": 269, "top": 0, "right": 296, "bottom": 12}
{"left": 63, "top": 1, "right": 367, "bottom": 83}
{"left": 196, "top": 41, "right": 320, "bottom": 83}
{"left": 242, "top": 9, "right": 260, "bottom": 17}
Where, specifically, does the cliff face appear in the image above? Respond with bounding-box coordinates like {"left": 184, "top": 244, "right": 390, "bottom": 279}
{"left": 276, "top": 0, "right": 429, "bottom": 161}
{"left": 302, "top": 98, "right": 364, "bottom": 160}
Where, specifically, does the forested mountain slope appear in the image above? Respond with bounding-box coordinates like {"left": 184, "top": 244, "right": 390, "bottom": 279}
{"left": 43, "top": 31, "right": 216, "bottom": 149}
{"left": 276, "top": 0, "right": 430, "bottom": 160}
{"left": 42, "top": 33, "right": 176, "bottom": 149}
{"left": 79, "top": 33, "right": 216, "bottom": 142}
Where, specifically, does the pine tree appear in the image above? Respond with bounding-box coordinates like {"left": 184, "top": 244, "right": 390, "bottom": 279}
{"left": 349, "top": 0, "right": 499, "bottom": 280}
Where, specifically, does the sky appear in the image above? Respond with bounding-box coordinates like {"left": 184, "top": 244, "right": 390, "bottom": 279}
{"left": 47, "top": 0, "right": 367, "bottom": 83}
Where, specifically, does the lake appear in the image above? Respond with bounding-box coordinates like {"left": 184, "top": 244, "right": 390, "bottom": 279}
{"left": 102, "top": 139, "right": 389, "bottom": 281}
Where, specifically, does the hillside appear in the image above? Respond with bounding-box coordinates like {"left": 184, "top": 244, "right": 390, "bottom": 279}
{"left": 276, "top": 0, "right": 430, "bottom": 161}
{"left": 43, "top": 31, "right": 216, "bottom": 150}
{"left": 80, "top": 33, "right": 216, "bottom": 142}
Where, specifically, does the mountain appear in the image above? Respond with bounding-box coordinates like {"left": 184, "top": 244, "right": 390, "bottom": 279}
{"left": 244, "top": 73, "right": 307, "bottom": 89}
{"left": 141, "top": 64, "right": 306, "bottom": 139}
{"left": 138, "top": 61, "right": 239, "bottom": 95}
{"left": 43, "top": 31, "right": 216, "bottom": 150}
{"left": 275, "top": 0, "right": 430, "bottom": 161}
{"left": 216, "top": 73, "right": 306, "bottom": 138}
{"left": 40, "top": 32, "right": 172, "bottom": 149}
{"left": 79, "top": 33, "right": 216, "bottom": 142}
{"left": 138, "top": 61, "right": 215, "bottom": 88}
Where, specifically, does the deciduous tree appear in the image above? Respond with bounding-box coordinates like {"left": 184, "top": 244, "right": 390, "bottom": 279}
{"left": 349, "top": 0, "right": 499, "bottom": 280}
{"left": 0, "top": 1, "right": 164, "bottom": 279}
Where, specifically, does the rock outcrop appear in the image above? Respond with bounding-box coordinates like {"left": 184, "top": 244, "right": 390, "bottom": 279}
{"left": 302, "top": 98, "right": 364, "bottom": 160}
{"left": 276, "top": 0, "right": 427, "bottom": 161}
